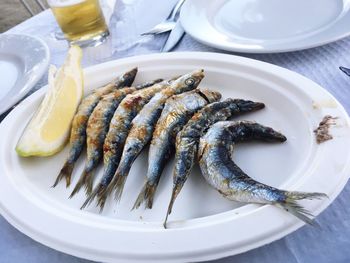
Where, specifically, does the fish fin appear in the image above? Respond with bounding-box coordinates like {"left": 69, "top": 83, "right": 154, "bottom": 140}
{"left": 69, "top": 168, "right": 94, "bottom": 198}
{"left": 277, "top": 191, "right": 327, "bottom": 225}
{"left": 81, "top": 184, "right": 103, "bottom": 211}
{"left": 114, "top": 176, "right": 127, "bottom": 203}
{"left": 163, "top": 184, "right": 182, "bottom": 228}
{"left": 286, "top": 191, "right": 328, "bottom": 201}
{"left": 96, "top": 186, "right": 110, "bottom": 212}
{"left": 52, "top": 161, "right": 74, "bottom": 188}
{"left": 80, "top": 193, "right": 94, "bottom": 210}
{"left": 132, "top": 182, "right": 157, "bottom": 210}
{"left": 83, "top": 170, "right": 95, "bottom": 195}
{"left": 83, "top": 183, "right": 110, "bottom": 213}
{"left": 95, "top": 178, "right": 117, "bottom": 211}
{"left": 92, "top": 174, "right": 127, "bottom": 210}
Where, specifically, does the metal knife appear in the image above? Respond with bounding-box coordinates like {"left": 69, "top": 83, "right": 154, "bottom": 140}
{"left": 161, "top": 20, "right": 185, "bottom": 52}
{"left": 339, "top": 66, "right": 350, "bottom": 77}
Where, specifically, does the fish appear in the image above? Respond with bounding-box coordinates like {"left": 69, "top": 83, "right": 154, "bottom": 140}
{"left": 163, "top": 98, "right": 265, "bottom": 227}
{"left": 69, "top": 78, "right": 163, "bottom": 197}
{"left": 80, "top": 78, "right": 178, "bottom": 210}
{"left": 198, "top": 121, "right": 327, "bottom": 225}
{"left": 85, "top": 70, "right": 205, "bottom": 210}
{"left": 132, "top": 89, "right": 222, "bottom": 210}
{"left": 52, "top": 68, "right": 138, "bottom": 188}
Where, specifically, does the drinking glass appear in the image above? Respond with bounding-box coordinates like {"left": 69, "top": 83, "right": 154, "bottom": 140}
{"left": 47, "top": 0, "right": 110, "bottom": 47}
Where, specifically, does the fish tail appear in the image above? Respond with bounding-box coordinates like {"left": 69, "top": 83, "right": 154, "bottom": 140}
{"left": 132, "top": 182, "right": 157, "bottom": 210}
{"left": 94, "top": 177, "right": 118, "bottom": 211}
{"left": 85, "top": 174, "right": 125, "bottom": 209}
{"left": 163, "top": 184, "right": 182, "bottom": 228}
{"left": 69, "top": 168, "right": 94, "bottom": 198}
{"left": 114, "top": 176, "right": 127, "bottom": 203}
{"left": 80, "top": 184, "right": 101, "bottom": 210}
{"left": 80, "top": 191, "right": 95, "bottom": 210}
{"left": 96, "top": 186, "right": 110, "bottom": 212}
{"left": 84, "top": 170, "right": 95, "bottom": 195}
{"left": 286, "top": 191, "right": 328, "bottom": 201}
{"left": 277, "top": 191, "right": 327, "bottom": 225}
{"left": 52, "top": 161, "right": 74, "bottom": 188}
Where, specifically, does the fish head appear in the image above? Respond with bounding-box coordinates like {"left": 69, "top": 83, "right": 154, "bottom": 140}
{"left": 232, "top": 99, "right": 265, "bottom": 113}
{"left": 248, "top": 122, "right": 287, "bottom": 142}
{"left": 173, "top": 69, "right": 205, "bottom": 92}
{"left": 118, "top": 67, "right": 138, "bottom": 87}
{"left": 165, "top": 75, "right": 182, "bottom": 85}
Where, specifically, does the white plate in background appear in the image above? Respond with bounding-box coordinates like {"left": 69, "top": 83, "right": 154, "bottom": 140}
{"left": 0, "top": 34, "right": 49, "bottom": 114}
{"left": 180, "top": 0, "right": 350, "bottom": 53}
{"left": 0, "top": 52, "right": 349, "bottom": 262}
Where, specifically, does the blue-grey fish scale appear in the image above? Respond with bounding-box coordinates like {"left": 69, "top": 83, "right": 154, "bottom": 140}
{"left": 65, "top": 68, "right": 137, "bottom": 164}
{"left": 198, "top": 121, "right": 287, "bottom": 204}
{"left": 84, "top": 79, "right": 163, "bottom": 172}
{"left": 85, "top": 88, "right": 139, "bottom": 170}
{"left": 174, "top": 99, "right": 237, "bottom": 184}
{"left": 115, "top": 70, "right": 205, "bottom": 178}
{"left": 174, "top": 98, "right": 265, "bottom": 185}
{"left": 146, "top": 89, "right": 221, "bottom": 186}
{"left": 101, "top": 80, "right": 173, "bottom": 186}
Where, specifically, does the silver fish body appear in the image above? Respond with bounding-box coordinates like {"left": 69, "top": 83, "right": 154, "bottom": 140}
{"left": 81, "top": 78, "right": 176, "bottom": 209}
{"left": 198, "top": 121, "right": 326, "bottom": 224}
{"left": 52, "top": 68, "right": 138, "bottom": 188}
{"left": 70, "top": 79, "right": 163, "bottom": 197}
{"left": 163, "top": 98, "right": 265, "bottom": 227}
{"left": 133, "top": 89, "right": 221, "bottom": 209}
{"left": 86, "top": 70, "right": 205, "bottom": 210}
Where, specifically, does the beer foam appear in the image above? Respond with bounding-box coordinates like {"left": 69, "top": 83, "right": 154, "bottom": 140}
{"left": 49, "top": 0, "right": 86, "bottom": 7}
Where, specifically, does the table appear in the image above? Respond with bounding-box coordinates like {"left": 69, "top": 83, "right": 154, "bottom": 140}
{"left": 2, "top": 0, "right": 350, "bottom": 262}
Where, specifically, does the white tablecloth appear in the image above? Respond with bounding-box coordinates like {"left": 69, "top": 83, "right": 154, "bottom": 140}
{"left": 2, "top": 0, "right": 350, "bottom": 262}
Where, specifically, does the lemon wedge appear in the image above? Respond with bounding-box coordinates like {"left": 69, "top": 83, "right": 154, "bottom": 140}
{"left": 16, "top": 46, "right": 83, "bottom": 157}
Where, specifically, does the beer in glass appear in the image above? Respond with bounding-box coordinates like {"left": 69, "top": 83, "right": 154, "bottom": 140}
{"left": 48, "top": 0, "right": 109, "bottom": 47}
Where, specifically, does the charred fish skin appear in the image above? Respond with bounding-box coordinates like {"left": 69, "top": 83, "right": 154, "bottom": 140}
{"left": 81, "top": 79, "right": 175, "bottom": 210}
{"left": 52, "top": 68, "right": 138, "bottom": 188}
{"left": 198, "top": 121, "right": 326, "bottom": 225}
{"left": 83, "top": 71, "right": 204, "bottom": 210}
{"left": 69, "top": 79, "right": 163, "bottom": 198}
{"left": 92, "top": 70, "right": 206, "bottom": 210}
{"left": 132, "top": 89, "right": 221, "bottom": 210}
{"left": 174, "top": 99, "right": 265, "bottom": 184}
{"left": 163, "top": 98, "right": 265, "bottom": 226}
{"left": 103, "top": 82, "right": 171, "bottom": 185}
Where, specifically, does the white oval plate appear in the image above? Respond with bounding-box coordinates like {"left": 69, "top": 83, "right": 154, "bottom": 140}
{"left": 0, "top": 52, "right": 350, "bottom": 262}
{"left": 180, "top": 0, "right": 350, "bottom": 53}
{"left": 0, "top": 34, "right": 50, "bottom": 114}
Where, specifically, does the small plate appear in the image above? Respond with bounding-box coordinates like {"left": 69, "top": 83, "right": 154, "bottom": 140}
{"left": 0, "top": 34, "right": 50, "bottom": 114}
{"left": 0, "top": 52, "right": 350, "bottom": 262}
{"left": 180, "top": 0, "right": 350, "bottom": 53}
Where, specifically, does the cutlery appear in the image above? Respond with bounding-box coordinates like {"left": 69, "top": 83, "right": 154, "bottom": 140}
{"left": 340, "top": 66, "right": 350, "bottom": 77}
{"left": 161, "top": 20, "right": 185, "bottom": 52}
{"left": 141, "top": 0, "right": 186, "bottom": 36}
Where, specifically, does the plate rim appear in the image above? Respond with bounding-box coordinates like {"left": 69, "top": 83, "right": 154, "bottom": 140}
{"left": 180, "top": 0, "right": 350, "bottom": 53}
{"left": 0, "top": 52, "right": 350, "bottom": 262}
{"left": 0, "top": 33, "right": 50, "bottom": 114}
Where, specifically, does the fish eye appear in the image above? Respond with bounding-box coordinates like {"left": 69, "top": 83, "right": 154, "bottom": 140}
{"left": 185, "top": 78, "right": 195, "bottom": 86}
